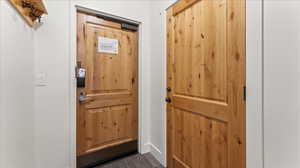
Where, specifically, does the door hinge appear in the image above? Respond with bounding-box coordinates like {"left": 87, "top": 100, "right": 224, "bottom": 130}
{"left": 243, "top": 86, "right": 247, "bottom": 101}
{"left": 83, "top": 25, "right": 86, "bottom": 39}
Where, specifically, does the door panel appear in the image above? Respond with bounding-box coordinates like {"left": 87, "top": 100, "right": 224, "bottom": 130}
{"left": 167, "top": 0, "right": 245, "bottom": 168}
{"left": 77, "top": 12, "right": 138, "bottom": 157}
{"left": 87, "top": 24, "right": 135, "bottom": 93}
{"left": 85, "top": 105, "right": 133, "bottom": 150}
{"left": 174, "top": 0, "right": 227, "bottom": 101}
{"left": 86, "top": 24, "right": 134, "bottom": 93}
{"left": 173, "top": 108, "right": 228, "bottom": 168}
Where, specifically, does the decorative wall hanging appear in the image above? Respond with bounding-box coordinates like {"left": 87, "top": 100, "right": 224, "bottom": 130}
{"left": 9, "top": 0, "right": 48, "bottom": 27}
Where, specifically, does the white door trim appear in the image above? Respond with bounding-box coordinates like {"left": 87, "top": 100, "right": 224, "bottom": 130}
{"left": 0, "top": 1, "right": 5, "bottom": 168}
{"left": 246, "top": 0, "right": 264, "bottom": 168}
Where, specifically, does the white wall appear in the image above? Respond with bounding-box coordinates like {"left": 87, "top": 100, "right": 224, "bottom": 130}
{"left": 0, "top": 1, "right": 35, "bottom": 168}
{"left": 34, "top": 1, "right": 70, "bottom": 168}
{"left": 246, "top": 1, "right": 264, "bottom": 168}
{"left": 0, "top": 1, "right": 4, "bottom": 167}
{"left": 264, "top": 1, "right": 300, "bottom": 168}
{"left": 148, "top": 1, "right": 175, "bottom": 165}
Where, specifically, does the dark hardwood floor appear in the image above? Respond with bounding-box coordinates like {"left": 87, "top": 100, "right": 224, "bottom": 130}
{"left": 94, "top": 153, "right": 164, "bottom": 168}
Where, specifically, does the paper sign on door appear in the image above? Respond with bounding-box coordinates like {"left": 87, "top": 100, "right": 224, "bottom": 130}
{"left": 98, "top": 37, "right": 119, "bottom": 54}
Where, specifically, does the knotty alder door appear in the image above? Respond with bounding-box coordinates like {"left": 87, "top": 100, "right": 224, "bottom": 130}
{"left": 77, "top": 12, "right": 138, "bottom": 157}
{"left": 166, "top": 0, "right": 245, "bottom": 168}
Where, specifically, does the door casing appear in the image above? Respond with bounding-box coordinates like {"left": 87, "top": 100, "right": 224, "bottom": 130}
{"left": 76, "top": 11, "right": 139, "bottom": 157}
{"left": 70, "top": 6, "right": 143, "bottom": 168}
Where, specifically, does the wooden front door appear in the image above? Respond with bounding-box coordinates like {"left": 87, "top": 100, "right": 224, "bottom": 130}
{"left": 77, "top": 12, "right": 138, "bottom": 157}
{"left": 166, "top": 0, "right": 245, "bottom": 168}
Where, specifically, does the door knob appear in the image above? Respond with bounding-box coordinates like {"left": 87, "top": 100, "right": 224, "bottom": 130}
{"left": 165, "top": 97, "right": 172, "bottom": 103}
{"left": 166, "top": 87, "right": 172, "bottom": 92}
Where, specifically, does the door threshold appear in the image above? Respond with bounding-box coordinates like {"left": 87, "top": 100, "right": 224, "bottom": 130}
{"left": 77, "top": 140, "right": 138, "bottom": 168}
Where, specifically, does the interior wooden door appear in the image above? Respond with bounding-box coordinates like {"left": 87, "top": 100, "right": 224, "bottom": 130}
{"left": 77, "top": 12, "right": 138, "bottom": 157}
{"left": 166, "top": 0, "right": 245, "bottom": 168}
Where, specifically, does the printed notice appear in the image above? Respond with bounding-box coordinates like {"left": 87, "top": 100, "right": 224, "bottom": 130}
{"left": 98, "top": 37, "right": 119, "bottom": 54}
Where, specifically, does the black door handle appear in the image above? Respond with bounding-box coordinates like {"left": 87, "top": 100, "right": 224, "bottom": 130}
{"left": 165, "top": 97, "right": 172, "bottom": 103}
{"left": 166, "top": 87, "right": 172, "bottom": 92}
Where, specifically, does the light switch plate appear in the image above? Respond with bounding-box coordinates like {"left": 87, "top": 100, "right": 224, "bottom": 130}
{"left": 36, "top": 72, "right": 47, "bottom": 87}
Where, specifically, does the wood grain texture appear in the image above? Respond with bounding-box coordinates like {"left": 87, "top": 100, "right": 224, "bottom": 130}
{"left": 77, "top": 12, "right": 87, "bottom": 156}
{"left": 172, "top": 0, "right": 200, "bottom": 16}
{"left": 227, "top": 0, "right": 246, "bottom": 167}
{"left": 77, "top": 12, "right": 139, "bottom": 157}
{"left": 166, "top": 0, "right": 245, "bottom": 167}
{"left": 173, "top": 0, "right": 227, "bottom": 102}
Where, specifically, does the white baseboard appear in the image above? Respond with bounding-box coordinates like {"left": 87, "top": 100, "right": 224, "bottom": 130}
{"left": 146, "top": 143, "right": 166, "bottom": 167}
{"left": 140, "top": 142, "right": 151, "bottom": 154}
